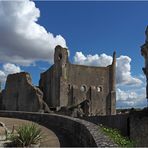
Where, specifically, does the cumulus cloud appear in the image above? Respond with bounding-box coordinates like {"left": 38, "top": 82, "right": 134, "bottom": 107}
{"left": 116, "top": 56, "right": 142, "bottom": 85}
{"left": 74, "top": 52, "right": 112, "bottom": 67}
{"left": 0, "top": 0, "right": 67, "bottom": 66}
{"left": 74, "top": 52, "right": 142, "bottom": 86}
{"left": 0, "top": 63, "right": 21, "bottom": 83}
{"left": 116, "top": 88, "right": 147, "bottom": 108}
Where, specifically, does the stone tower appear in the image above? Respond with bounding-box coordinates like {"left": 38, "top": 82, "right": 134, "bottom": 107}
{"left": 54, "top": 45, "right": 69, "bottom": 107}
{"left": 141, "top": 26, "right": 148, "bottom": 99}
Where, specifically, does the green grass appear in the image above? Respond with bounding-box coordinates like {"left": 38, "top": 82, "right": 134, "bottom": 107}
{"left": 100, "top": 125, "right": 135, "bottom": 147}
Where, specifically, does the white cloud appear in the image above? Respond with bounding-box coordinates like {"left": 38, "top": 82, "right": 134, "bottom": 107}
{"left": 3, "top": 63, "right": 21, "bottom": 75}
{"left": 0, "top": 63, "right": 21, "bottom": 83}
{"left": 116, "top": 88, "right": 147, "bottom": 108}
{"left": 74, "top": 52, "right": 112, "bottom": 67}
{"left": 116, "top": 56, "right": 142, "bottom": 85}
{"left": 74, "top": 51, "right": 142, "bottom": 86}
{"left": 0, "top": 71, "right": 6, "bottom": 83}
{"left": 0, "top": 0, "right": 67, "bottom": 66}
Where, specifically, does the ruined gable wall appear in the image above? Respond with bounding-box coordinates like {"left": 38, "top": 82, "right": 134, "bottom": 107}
{"left": 40, "top": 65, "right": 60, "bottom": 108}
{"left": 66, "top": 63, "right": 110, "bottom": 115}
{"left": 2, "top": 72, "right": 44, "bottom": 112}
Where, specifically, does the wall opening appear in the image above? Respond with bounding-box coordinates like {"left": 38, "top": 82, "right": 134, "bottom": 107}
{"left": 80, "top": 85, "right": 87, "bottom": 92}
{"left": 58, "top": 53, "right": 62, "bottom": 60}
{"left": 96, "top": 86, "right": 102, "bottom": 92}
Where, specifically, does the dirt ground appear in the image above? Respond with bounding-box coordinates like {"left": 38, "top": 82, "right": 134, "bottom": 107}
{"left": 0, "top": 117, "right": 60, "bottom": 147}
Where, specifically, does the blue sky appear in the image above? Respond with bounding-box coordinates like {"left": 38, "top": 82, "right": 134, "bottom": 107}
{"left": 35, "top": 1, "right": 148, "bottom": 77}
{"left": 0, "top": 1, "right": 148, "bottom": 108}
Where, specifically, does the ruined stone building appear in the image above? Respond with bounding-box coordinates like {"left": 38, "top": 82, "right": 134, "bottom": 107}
{"left": 39, "top": 45, "right": 116, "bottom": 115}
{"left": 0, "top": 45, "right": 116, "bottom": 115}
{"left": 1, "top": 72, "right": 50, "bottom": 112}
{"left": 141, "top": 25, "right": 148, "bottom": 99}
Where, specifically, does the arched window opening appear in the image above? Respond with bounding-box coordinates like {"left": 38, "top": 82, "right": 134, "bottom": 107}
{"left": 80, "top": 85, "right": 87, "bottom": 92}
{"left": 58, "top": 53, "right": 62, "bottom": 60}
{"left": 97, "top": 86, "right": 102, "bottom": 92}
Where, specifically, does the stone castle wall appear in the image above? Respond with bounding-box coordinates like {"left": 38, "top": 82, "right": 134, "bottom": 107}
{"left": 130, "top": 110, "right": 148, "bottom": 146}
{"left": 39, "top": 45, "right": 116, "bottom": 115}
{"left": 1, "top": 72, "right": 50, "bottom": 112}
{"left": 0, "top": 111, "right": 117, "bottom": 147}
{"left": 81, "top": 110, "right": 148, "bottom": 146}
{"left": 0, "top": 45, "right": 116, "bottom": 116}
{"left": 81, "top": 114, "right": 130, "bottom": 136}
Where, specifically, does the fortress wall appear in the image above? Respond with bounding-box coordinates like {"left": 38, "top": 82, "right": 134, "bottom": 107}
{"left": 2, "top": 72, "right": 46, "bottom": 112}
{"left": 39, "top": 46, "right": 116, "bottom": 115}
{"left": 0, "top": 111, "right": 116, "bottom": 147}
{"left": 130, "top": 110, "right": 148, "bottom": 146}
{"left": 82, "top": 111, "right": 148, "bottom": 146}
{"left": 0, "top": 92, "right": 2, "bottom": 109}
{"left": 39, "top": 65, "right": 60, "bottom": 107}
{"left": 67, "top": 64, "right": 111, "bottom": 115}
{"left": 67, "top": 64, "right": 109, "bottom": 89}
{"left": 82, "top": 114, "right": 129, "bottom": 136}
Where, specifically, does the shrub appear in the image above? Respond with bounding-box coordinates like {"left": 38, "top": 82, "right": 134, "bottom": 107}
{"left": 100, "top": 125, "right": 135, "bottom": 147}
{"left": 11, "top": 123, "right": 42, "bottom": 147}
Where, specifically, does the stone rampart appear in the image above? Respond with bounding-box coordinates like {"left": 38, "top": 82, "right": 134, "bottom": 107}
{"left": 130, "top": 110, "right": 148, "bottom": 146}
{"left": 82, "top": 112, "right": 148, "bottom": 146}
{"left": 82, "top": 114, "right": 129, "bottom": 136}
{"left": 0, "top": 111, "right": 116, "bottom": 147}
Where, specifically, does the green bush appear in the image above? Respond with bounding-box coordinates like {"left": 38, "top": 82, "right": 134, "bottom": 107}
{"left": 11, "top": 123, "right": 42, "bottom": 147}
{"left": 100, "top": 125, "right": 135, "bottom": 147}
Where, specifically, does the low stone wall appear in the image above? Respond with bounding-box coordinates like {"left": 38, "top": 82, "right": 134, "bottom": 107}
{"left": 130, "top": 110, "right": 148, "bottom": 146}
{"left": 0, "top": 111, "right": 116, "bottom": 147}
{"left": 82, "top": 111, "right": 148, "bottom": 146}
{"left": 82, "top": 114, "right": 129, "bottom": 136}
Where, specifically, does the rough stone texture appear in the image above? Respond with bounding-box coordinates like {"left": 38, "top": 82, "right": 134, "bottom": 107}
{"left": 82, "top": 110, "right": 148, "bottom": 146}
{"left": 0, "top": 122, "right": 6, "bottom": 139}
{"left": 81, "top": 114, "right": 130, "bottom": 136}
{"left": 141, "top": 47, "right": 148, "bottom": 97}
{"left": 39, "top": 45, "right": 116, "bottom": 115}
{"left": 130, "top": 109, "right": 148, "bottom": 146}
{"left": 2, "top": 72, "right": 50, "bottom": 112}
{"left": 141, "top": 26, "right": 148, "bottom": 98}
{"left": 0, "top": 111, "right": 117, "bottom": 147}
{"left": 0, "top": 91, "right": 2, "bottom": 109}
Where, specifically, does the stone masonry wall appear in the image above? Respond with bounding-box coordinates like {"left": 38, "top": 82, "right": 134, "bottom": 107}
{"left": 2, "top": 72, "right": 50, "bottom": 112}
{"left": 0, "top": 91, "right": 2, "bottom": 109}
{"left": 82, "top": 114, "right": 129, "bottom": 136}
{"left": 0, "top": 111, "right": 117, "bottom": 147}
{"left": 67, "top": 64, "right": 110, "bottom": 115}
{"left": 82, "top": 111, "right": 148, "bottom": 146}
{"left": 39, "top": 45, "right": 116, "bottom": 115}
{"left": 130, "top": 110, "right": 148, "bottom": 146}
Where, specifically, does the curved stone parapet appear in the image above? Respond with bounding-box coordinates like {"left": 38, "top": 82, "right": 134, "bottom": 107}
{"left": 0, "top": 111, "right": 117, "bottom": 147}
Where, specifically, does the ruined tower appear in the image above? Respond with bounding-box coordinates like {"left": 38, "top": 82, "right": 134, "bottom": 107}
{"left": 39, "top": 45, "right": 116, "bottom": 115}
{"left": 141, "top": 26, "right": 148, "bottom": 99}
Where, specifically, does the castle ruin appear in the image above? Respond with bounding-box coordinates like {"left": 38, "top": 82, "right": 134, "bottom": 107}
{"left": 39, "top": 45, "right": 116, "bottom": 115}
{"left": 0, "top": 45, "right": 116, "bottom": 116}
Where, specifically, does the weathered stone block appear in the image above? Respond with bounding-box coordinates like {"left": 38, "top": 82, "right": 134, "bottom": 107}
{"left": 0, "top": 91, "right": 2, "bottom": 110}
{"left": 2, "top": 72, "right": 50, "bottom": 112}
